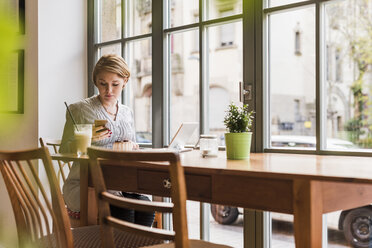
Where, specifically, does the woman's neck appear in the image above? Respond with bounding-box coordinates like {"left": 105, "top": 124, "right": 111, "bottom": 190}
{"left": 98, "top": 95, "right": 117, "bottom": 109}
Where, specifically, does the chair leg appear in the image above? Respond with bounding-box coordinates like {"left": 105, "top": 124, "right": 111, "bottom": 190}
{"left": 152, "top": 196, "right": 163, "bottom": 228}
{"left": 69, "top": 217, "right": 81, "bottom": 228}
{"left": 153, "top": 212, "right": 163, "bottom": 229}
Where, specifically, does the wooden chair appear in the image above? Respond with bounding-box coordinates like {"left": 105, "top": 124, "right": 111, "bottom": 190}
{"left": 0, "top": 147, "right": 165, "bottom": 248}
{"left": 39, "top": 138, "right": 71, "bottom": 184}
{"left": 88, "top": 147, "right": 232, "bottom": 248}
{"left": 39, "top": 137, "right": 83, "bottom": 228}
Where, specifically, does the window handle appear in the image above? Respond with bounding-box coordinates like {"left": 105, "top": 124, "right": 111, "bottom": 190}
{"left": 239, "top": 81, "right": 252, "bottom": 102}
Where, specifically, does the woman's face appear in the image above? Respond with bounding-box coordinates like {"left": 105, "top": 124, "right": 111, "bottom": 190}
{"left": 95, "top": 71, "right": 127, "bottom": 103}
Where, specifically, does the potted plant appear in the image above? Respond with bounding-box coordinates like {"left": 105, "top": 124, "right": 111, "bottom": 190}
{"left": 224, "top": 102, "right": 254, "bottom": 159}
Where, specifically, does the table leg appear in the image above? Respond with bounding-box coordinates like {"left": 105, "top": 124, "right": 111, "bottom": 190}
{"left": 293, "top": 180, "right": 323, "bottom": 248}
{"left": 80, "top": 160, "right": 89, "bottom": 226}
{"left": 87, "top": 187, "right": 98, "bottom": 225}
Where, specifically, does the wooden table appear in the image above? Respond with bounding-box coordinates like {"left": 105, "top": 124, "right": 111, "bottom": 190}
{"left": 52, "top": 151, "right": 372, "bottom": 248}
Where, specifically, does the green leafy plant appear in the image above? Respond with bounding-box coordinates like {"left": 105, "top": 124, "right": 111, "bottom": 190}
{"left": 224, "top": 102, "right": 254, "bottom": 133}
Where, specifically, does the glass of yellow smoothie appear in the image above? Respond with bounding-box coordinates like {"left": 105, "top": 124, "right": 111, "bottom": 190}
{"left": 74, "top": 124, "right": 92, "bottom": 156}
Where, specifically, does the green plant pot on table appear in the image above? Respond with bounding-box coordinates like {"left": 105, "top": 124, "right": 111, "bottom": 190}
{"left": 224, "top": 102, "right": 254, "bottom": 160}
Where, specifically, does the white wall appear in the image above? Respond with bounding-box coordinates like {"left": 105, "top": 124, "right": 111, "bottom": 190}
{"left": 0, "top": 0, "right": 87, "bottom": 246}
{"left": 38, "top": 0, "right": 87, "bottom": 140}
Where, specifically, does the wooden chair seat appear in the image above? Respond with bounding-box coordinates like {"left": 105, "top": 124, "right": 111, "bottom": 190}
{"left": 142, "top": 239, "right": 232, "bottom": 248}
{"left": 37, "top": 225, "right": 163, "bottom": 248}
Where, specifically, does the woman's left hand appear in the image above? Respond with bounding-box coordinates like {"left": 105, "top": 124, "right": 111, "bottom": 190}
{"left": 131, "top": 141, "right": 139, "bottom": 150}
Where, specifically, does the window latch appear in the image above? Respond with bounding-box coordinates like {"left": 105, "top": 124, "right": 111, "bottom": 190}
{"left": 239, "top": 81, "right": 252, "bottom": 102}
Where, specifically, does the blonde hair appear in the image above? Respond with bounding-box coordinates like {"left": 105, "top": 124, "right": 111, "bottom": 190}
{"left": 92, "top": 54, "right": 130, "bottom": 85}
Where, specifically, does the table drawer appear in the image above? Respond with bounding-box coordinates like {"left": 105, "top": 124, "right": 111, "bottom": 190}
{"left": 138, "top": 169, "right": 211, "bottom": 199}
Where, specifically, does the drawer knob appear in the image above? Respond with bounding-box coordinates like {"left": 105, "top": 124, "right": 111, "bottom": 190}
{"left": 163, "top": 178, "right": 171, "bottom": 189}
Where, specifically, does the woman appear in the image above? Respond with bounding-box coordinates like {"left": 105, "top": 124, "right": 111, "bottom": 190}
{"left": 60, "top": 54, "right": 154, "bottom": 226}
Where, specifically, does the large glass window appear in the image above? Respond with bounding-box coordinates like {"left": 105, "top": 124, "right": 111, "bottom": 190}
{"left": 92, "top": 0, "right": 152, "bottom": 144}
{"left": 265, "top": 0, "right": 372, "bottom": 246}
{"left": 90, "top": 0, "right": 372, "bottom": 246}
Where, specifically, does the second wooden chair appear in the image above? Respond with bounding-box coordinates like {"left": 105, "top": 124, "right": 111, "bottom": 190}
{"left": 88, "top": 147, "right": 232, "bottom": 248}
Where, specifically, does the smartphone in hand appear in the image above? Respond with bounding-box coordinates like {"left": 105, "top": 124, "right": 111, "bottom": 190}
{"left": 94, "top": 119, "right": 108, "bottom": 133}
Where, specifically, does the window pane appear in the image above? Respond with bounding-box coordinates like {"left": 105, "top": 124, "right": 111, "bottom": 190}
{"left": 169, "top": 30, "right": 200, "bottom": 145}
{"left": 169, "top": 0, "right": 199, "bottom": 28}
{"left": 99, "top": 43, "right": 121, "bottom": 57}
{"left": 128, "top": 0, "right": 152, "bottom": 37}
{"left": 324, "top": 0, "right": 372, "bottom": 151}
{"left": 98, "top": 0, "right": 121, "bottom": 43}
{"left": 127, "top": 39, "right": 152, "bottom": 144}
{"left": 207, "top": 21, "right": 242, "bottom": 146}
{"left": 272, "top": 213, "right": 295, "bottom": 247}
{"left": 326, "top": 211, "right": 350, "bottom": 247}
{"left": 206, "top": 0, "right": 242, "bottom": 21}
{"left": 268, "top": 7, "right": 316, "bottom": 149}
{"left": 187, "top": 201, "right": 200, "bottom": 239}
{"left": 210, "top": 204, "right": 243, "bottom": 247}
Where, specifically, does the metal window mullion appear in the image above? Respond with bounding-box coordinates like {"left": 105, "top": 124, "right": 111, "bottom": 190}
{"left": 254, "top": 0, "right": 264, "bottom": 153}
{"left": 316, "top": 0, "right": 322, "bottom": 153}
{"left": 263, "top": 0, "right": 333, "bottom": 14}
{"left": 152, "top": 0, "right": 164, "bottom": 149}
{"left": 94, "top": 39, "right": 122, "bottom": 48}
{"left": 122, "top": 0, "right": 130, "bottom": 106}
{"left": 164, "top": 0, "right": 170, "bottom": 147}
{"left": 88, "top": 0, "right": 96, "bottom": 97}
{"left": 263, "top": 4, "right": 270, "bottom": 150}
{"left": 164, "top": 33, "right": 170, "bottom": 146}
{"left": 164, "top": 23, "right": 201, "bottom": 34}
{"left": 243, "top": 0, "right": 256, "bottom": 151}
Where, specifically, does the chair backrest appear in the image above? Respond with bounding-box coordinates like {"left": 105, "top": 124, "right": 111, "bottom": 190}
{"left": 0, "top": 147, "right": 73, "bottom": 248}
{"left": 39, "top": 138, "right": 72, "bottom": 184}
{"left": 88, "top": 147, "right": 189, "bottom": 248}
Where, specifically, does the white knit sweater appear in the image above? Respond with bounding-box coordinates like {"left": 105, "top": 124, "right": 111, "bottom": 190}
{"left": 60, "top": 95, "right": 136, "bottom": 212}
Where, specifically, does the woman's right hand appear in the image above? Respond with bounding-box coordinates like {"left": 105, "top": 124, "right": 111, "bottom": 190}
{"left": 92, "top": 125, "right": 111, "bottom": 142}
